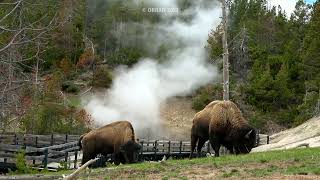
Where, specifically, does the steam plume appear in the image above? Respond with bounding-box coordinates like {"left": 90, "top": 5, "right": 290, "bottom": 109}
{"left": 83, "top": 0, "right": 221, "bottom": 138}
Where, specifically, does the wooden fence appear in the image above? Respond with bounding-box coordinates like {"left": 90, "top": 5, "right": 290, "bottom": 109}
{"left": 0, "top": 134, "right": 80, "bottom": 172}
{"left": 0, "top": 133, "right": 79, "bottom": 147}
{"left": 0, "top": 133, "right": 270, "bottom": 171}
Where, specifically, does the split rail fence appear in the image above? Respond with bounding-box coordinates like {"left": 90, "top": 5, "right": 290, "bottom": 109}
{"left": 0, "top": 133, "right": 269, "bottom": 171}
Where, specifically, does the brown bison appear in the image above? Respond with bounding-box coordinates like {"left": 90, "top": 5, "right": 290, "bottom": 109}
{"left": 208, "top": 100, "right": 256, "bottom": 157}
{"left": 79, "top": 121, "right": 141, "bottom": 165}
{"left": 190, "top": 101, "right": 220, "bottom": 158}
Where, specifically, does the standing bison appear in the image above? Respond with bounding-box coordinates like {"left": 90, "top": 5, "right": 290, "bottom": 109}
{"left": 209, "top": 100, "right": 256, "bottom": 157}
{"left": 190, "top": 101, "right": 220, "bottom": 158}
{"left": 79, "top": 121, "right": 141, "bottom": 165}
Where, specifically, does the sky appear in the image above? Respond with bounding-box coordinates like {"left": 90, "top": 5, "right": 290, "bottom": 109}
{"left": 305, "top": 0, "right": 316, "bottom": 4}
{"left": 268, "top": 0, "right": 316, "bottom": 17}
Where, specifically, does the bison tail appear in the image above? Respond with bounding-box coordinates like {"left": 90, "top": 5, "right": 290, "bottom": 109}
{"left": 78, "top": 133, "right": 87, "bottom": 150}
{"left": 129, "top": 123, "right": 136, "bottom": 141}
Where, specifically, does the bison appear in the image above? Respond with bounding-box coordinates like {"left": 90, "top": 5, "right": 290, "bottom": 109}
{"left": 190, "top": 101, "right": 220, "bottom": 158}
{"left": 79, "top": 121, "right": 141, "bottom": 165}
{"left": 209, "top": 100, "right": 256, "bottom": 157}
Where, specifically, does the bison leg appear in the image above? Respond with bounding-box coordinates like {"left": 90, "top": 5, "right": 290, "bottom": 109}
{"left": 113, "top": 153, "right": 122, "bottom": 165}
{"left": 224, "top": 145, "right": 234, "bottom": 154}
{"left": 122, "top": 152, "right": 129, "bottom": 163}
{"left": 81, "top": 151, "right": 95, "bottom": 166}
{"left": 209, "top": 134, "right": 221, "bottom": 157}
{"left": 197, "top": 137, "right": 207, "bottom": 157}
{"left": 114, "top": 152, "right": 129, "bottom": 165}
{"left": 189, "top": 134, "right": 198, "bottom": 159}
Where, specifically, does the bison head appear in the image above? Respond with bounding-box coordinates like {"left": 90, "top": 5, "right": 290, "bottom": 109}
{"left": 120, "top": 140, "right": 142, "bottom": 163}
{"left": 234, "top": 128, "right": 257, "bottom": 154}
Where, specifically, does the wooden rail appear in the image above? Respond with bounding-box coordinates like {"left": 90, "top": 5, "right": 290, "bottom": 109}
{"left": 0, "top": 134, "right": 79, "bottom": 147}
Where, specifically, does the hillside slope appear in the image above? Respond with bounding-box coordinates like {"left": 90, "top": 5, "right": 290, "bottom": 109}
{"left": 253, "top": 116, "right": 320, "bottom": 152}
{"left": 160, "top": 97, "right": 196, "bottom": 140}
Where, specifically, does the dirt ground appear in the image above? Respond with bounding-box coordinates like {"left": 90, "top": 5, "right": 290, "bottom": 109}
{"left": 81, "top": 162, "right": 320, "bottom": 180}
{"left": 160, "top": 97, "right": 196, "bottom": 140}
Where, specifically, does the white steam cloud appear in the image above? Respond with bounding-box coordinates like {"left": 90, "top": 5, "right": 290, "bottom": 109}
{"left": 83, "top": 0, "right": 222, "bottom": 138}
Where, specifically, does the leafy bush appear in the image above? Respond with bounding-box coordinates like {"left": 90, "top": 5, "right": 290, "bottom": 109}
{"left": 91, "top": 67, "right": 113, "bottom": 88}
{"left": 61, "top": 81, "right": 80, "bottom": 94}
{"left": 58, "top": 58, "right": 74, "bottom": 76}
{"left": 294, "top": 91, "right": 320, "bottom": 125}
{"left": 21, "top": 104, "right": 91, "bottom": 135}
{"left": 20, "top": 72, "right": 91, "bottom": 134}
{"left": 77, "top": 49, "right": 95, "bottom": 70}
{"left": 192, "top": 85, "right": 223, "bottom": 111}
{"left": 13, "top": 150, "right": 35, "bottom": 174}
{"left": 107, "top": 48, "right": 142, "bottom": 67}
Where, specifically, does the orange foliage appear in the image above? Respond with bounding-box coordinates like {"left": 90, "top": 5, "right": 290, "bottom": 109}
{"left": 59, "top": 57, "right": 73, "bottom": 75}
{"left": 76, "top": 49, "right": 94, "bottom": 69}
{"left": 76, "top": 109, "right": 93, "bottom": 127}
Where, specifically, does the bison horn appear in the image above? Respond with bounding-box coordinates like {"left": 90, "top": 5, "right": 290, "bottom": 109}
{"left": 245, "top": 130, "right": 253, "bottom": 139}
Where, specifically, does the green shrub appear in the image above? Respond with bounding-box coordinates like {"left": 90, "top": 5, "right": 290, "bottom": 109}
{"left": 294, "top": 91, "right": 319, "bottom": 125}
{"left": 0, "top": 116, "right": 10, "bottom": 133}
{"left": 13, "top": 150, "right": 35, "bottom": 174}
{"left": 21, "top": 104, "right": 90, "bottom": 134}
{"left": 61, "top": 81, "right": 80, "bottom": 94}
{"left": 107, "top": 48, "right": 142, "bottom": 67}
{"left": 192, "top": 85, "right": 223, "bottom": 111}
{"left": 91, "top": 67, "right": 113, "bottom": 88}
{"left": 20, "top": 72, "right": 91, "bottom": 135}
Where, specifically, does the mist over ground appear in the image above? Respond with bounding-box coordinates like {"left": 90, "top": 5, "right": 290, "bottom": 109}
{"left": 83, "top": 0, "right": 222, "bottom": 139}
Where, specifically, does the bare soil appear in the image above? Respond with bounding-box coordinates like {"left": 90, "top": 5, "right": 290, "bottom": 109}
{"left": 80, "top": 162, "right": 320, "bottom": 180}
{"left": 160, "top": 97, "right": 196, "bottom": 140}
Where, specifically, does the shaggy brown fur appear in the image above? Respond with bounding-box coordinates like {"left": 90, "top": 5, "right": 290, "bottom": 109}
{"left": 79, "top": 121, "right": 141, "bottom": 165}
{"left": 190, "top": 101, "right": 220, "bottom": 158}
{"left": 208, "top": 100, "right": 256, "bottom": 157}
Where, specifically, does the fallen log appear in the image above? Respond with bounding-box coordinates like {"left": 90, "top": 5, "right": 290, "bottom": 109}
{"left": 63, "top": 158, "right": 99, "bottom": 180}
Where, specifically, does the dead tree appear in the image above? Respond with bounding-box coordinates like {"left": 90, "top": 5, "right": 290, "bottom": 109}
{"left": 220, "top": 0, "right": 230, "bottom": 100}
{"left": 0, "top": 1, "right": 62, "bottom": 130}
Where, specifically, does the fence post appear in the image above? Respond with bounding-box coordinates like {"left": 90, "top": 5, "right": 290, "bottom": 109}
{"left": 14, "top": 134, "right": 17, "bottom": 145}
{"left": 267, "top": 135, "right": 270, "bottom": 144}
{"left": 32, "top": 138, "right": 35, "bottom": 164}
{"left": 168, "top": 141, "right": 171, "bottom": 156}
{"left": 179, "top": 141, "right": 182, "bottom": 156}
{"left": 43, "top": 148, "right": 48, "bottom": 168}
{"left": 35, "top": 136, "right": 38, "bottom": 147}
{"left": 65, "top": 134, "right": 68, "bottom": 143}
{"left": 154, "top": 140, "right": 158, "bottom": 160}
{"left": 162, "top": 141, "right": 165, "bottom": 152}
{"left": 207, "top": 142, "right": 210, "bottom": 154}
{"left": 50, "top": 134, "right": 54, "bottom": 146}
{"left": 74, "top": 151, "right": 78, "bottom": 169}
{"left": 23, "top": 136, "right": 26, "bottom": 148}
{"left": 64, "top": 152, "right": 69, "bottom": 169}
{"left": 140, "top": 141, "right": 144, "bottom": 155}
{"left": 256, "top": 130, "right": 260, "bottom": 146}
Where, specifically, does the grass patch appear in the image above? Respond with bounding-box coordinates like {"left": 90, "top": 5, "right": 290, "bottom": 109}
{"left": 247, "top": 165, "right": 278, "bottom": 177}
{"left": 90, "top": 148, "right": 320, "bottom": 179}
{"left": 67, "top": 95, "right": 81, "bottom": 108}
{"left": 5, "top": 147, "right": 320, "bottom": 179}
{"left": 221, "top": 169, "right": 240, "bottom": 178}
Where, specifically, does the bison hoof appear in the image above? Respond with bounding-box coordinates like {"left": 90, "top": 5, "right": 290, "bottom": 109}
{"left": 114, "top": 161, "right": 120, "bottom": 166}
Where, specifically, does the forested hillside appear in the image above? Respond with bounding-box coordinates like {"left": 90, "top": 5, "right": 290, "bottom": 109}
{"left": 207, "top": 0, "right": 320, "bottom": 131}
{"left": 0, "top": 0, "right": 319, "bottom": 134}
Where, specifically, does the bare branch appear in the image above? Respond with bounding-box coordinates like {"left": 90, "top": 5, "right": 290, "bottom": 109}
{"left": 0, "top": 0, "right": 23, "bottom": 23}
{"left": 0, "top": 28, "right": 24, "bottom": 52}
